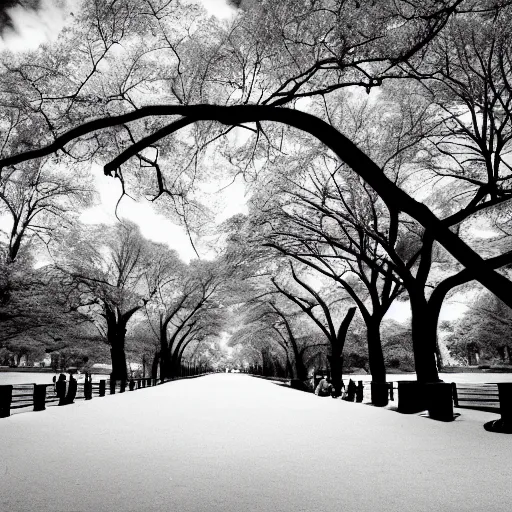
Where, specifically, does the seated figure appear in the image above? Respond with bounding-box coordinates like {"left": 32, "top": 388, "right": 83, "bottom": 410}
{"left": 315, "top": 376, "right": 333, "bottom": 397}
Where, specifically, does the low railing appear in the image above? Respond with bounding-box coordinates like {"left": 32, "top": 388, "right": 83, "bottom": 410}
{"left": 285, "top": 376, "right": 505, "bottom": 413}
{"left": 0, "top": 373, "right": 211, "bottom": 418}
{"left": 351, "top": 380, "right": 502, "bottom": 412}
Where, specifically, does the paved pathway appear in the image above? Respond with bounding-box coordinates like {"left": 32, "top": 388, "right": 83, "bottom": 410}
{"left": 0, "top": 374, "right": 510, "bottom": 511}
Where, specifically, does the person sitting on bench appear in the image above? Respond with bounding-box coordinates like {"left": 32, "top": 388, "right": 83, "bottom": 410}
{"left": 56, "top": 374, "right": 67, "bottom": 402}
{"left": 315, "top": 376, "right": 333, "bottom": 397}
{"left": 65, "top": 373, "right": 78, "bottom": 404}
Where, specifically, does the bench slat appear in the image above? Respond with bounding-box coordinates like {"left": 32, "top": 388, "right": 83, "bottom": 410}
{"left": 457, "top": 398, "right": 499, "bottom": 402}
{"left": 457, "top": 394, "right": 498, "bottom": 398}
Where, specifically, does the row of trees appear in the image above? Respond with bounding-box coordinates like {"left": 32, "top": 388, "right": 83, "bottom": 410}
{"left": 0, "top": 197, "right": 230, "bottom": 379}
{"left": 2, "top": 0, "right": 512, "bottom": 396}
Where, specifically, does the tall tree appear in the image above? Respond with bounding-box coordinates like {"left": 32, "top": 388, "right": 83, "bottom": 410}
{"left": 0, "top": 159, "right": 92, "bottom": 263}
{"left": 233, "top": 295, "right": 327, "bottom": 381}
{"left": 253, "top": 159, "right": 405, "bottom": 383}
{"left": 271, "top": 261, "right": 356, "bottom": 396}
{"left": 58, "top": 220, "right": 174, "bottom": 380}
{"left": 173, "top": 306, "right": 227, "bottom": 373}
{"left": 146, "top": 258, "right": 227, "bottom": 379}
{"left": 220, "top": 212, "right": 328, "bottom": 382}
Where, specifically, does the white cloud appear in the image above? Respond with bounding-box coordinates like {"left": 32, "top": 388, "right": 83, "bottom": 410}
{"left": 215, "top": 179, "right": 248, "bottom": 222}
{"left": 0, "top": 0, "right": 76, "bottom": 51}
{"left": 192, "top": 0, "right": 234, "bottom": 19}
{"left": 3, "top": 0, "right": 243, "bottom": 262}
{"left": 384, "top": 296, "right": 469, "bottom": 324}
{"left": 80, "top": 169, "right": 199, "bottom": 262}
{"left": 1, "top": 0, "right": 234, "bottom": 52}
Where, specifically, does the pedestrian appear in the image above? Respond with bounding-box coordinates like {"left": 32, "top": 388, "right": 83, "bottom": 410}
{"left": 344, "top": 379, "right": 357, "bottom": 401}
{"left": 315, "top": 375, "right": 333, "bottom": 397}
{"left": 56, "top": 374, "right": 67, "bottom": 403}
{"left": 65, "top": 372, "right": 78, "bottom": 405}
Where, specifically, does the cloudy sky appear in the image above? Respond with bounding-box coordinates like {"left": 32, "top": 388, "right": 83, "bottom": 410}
{"left": 0, "top": 0, "right": 235, "bottom": 50}
{"left": 0, "top": 0, "right": 247, "bottom": 262}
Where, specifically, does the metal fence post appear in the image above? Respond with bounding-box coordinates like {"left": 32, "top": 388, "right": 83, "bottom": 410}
{"left": 0, "top": 385, "right": 13, "bottom": 418}
{"left": 84, "top": 377, "right": 93, "bottom": 400}
{"left": 451, "top": 382, "right": 458, "bottom": 407}
{"left": 426, "top": 382, "right": 454, "bottom": 421}
{"left": 99, "top": 380, "right": 106, "bottom": 397}
{"left": 33, "top": 384, "right": 47, "bottom": 411}
{"left": 498, "top": 382, "right": 512, "bottom": 426}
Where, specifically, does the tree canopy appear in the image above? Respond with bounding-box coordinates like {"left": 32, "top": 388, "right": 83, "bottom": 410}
{"left": 2, "top": 0, "right": 512, "bottom": 387}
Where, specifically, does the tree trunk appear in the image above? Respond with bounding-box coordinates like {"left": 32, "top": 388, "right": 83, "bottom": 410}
{"left": 106, "top": 310, "right": 129, "bottom": 381}
{"left": 171, "top": 344, "right": 186, "bottom": 377}
{"left": 110, "top": 341, "right": 127, "bottom": 381}
{"left": 506, "top": 345, "right": 512, "bottom": 365}
{"left": 285, "top": 354, "right": 294, "bottom": 379}
{"left": 159, "top": 328, "right": 172, "bottom": 379}
{"left": 275, "top": 310, "right": 308, "bottom": 381}
{"left": 291, "top": 349, "right": 308, "bottom": 381}
{"left": 366, "top": 320, "right": 386, "bottom": 383}
{"left": 171, "top": 338, "right": 188, "bottom": 376}
{"left": 295, "top": 359, "right": 308, "bottom": 381}
{"left": 327, "top": 353, "right": 343, "bottom": 397}
{"left": 410, "top": 294, "right": 440, "bottom": 383}
{"left": 426, "top": 285, "right": 450, "bottom": 373}
{"left": 330, "top": 307, "right": 357, "bottom": 396}
{"left": 151, "top": 351, "right": 160, "bottom": 379}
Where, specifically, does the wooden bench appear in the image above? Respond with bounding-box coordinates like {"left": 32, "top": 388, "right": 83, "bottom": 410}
{"left": 452, "top": 382, "right": 500, "bottom": 413}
